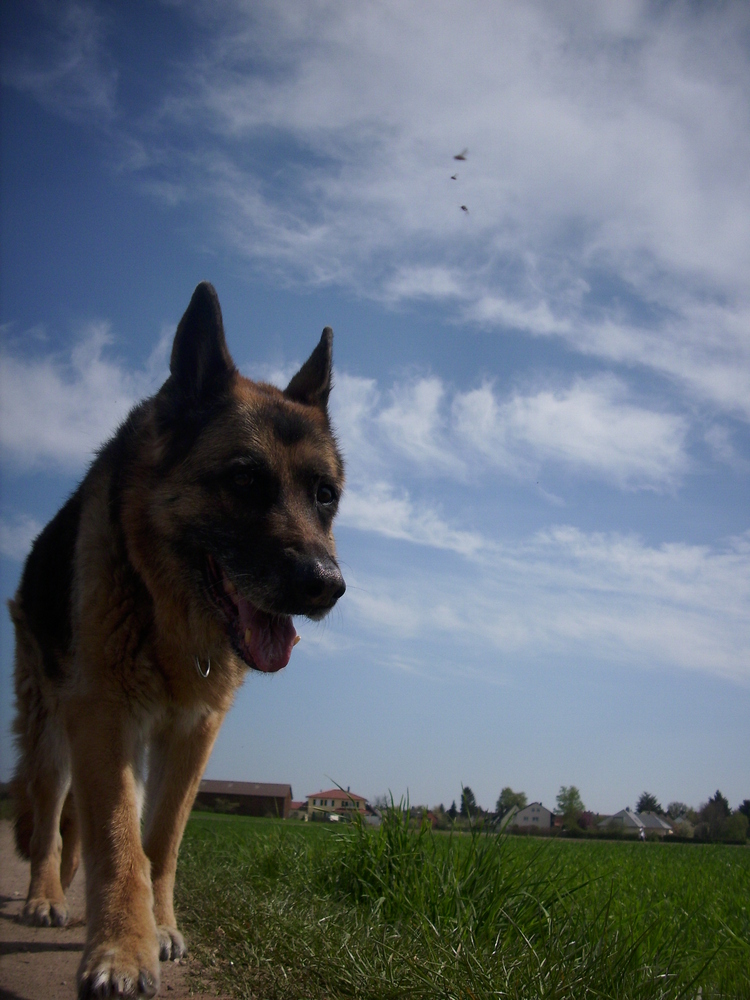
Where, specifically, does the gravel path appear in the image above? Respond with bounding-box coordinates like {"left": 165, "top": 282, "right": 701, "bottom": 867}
{"left": 0, "top": 821, "right": 228, "bottom": 1000}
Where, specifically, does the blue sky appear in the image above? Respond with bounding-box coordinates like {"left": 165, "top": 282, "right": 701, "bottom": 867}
{"left": 1, "top": 0, "right": 748, "bottom": 816}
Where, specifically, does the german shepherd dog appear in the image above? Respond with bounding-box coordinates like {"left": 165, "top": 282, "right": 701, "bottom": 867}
{"left": 9, "top": 283, "right": 346, "bottom": 998}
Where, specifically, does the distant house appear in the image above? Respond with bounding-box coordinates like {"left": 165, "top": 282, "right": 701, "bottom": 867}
{"left": 578, "top": 811, "right": 596, "bottom": 830}
{"left": 495, "top": 806, "right": 518, "bottom": 829}
{"left": 598, "top": 807, "right": 644, "bottom": 833}
{"left": 509, "top": 802, "right": 554, "bottom": 829}
{"left": 195, "top": 780, "right": 292, "bottom": 818}
{"left": 307, "top": 788, "right": 368, "bottom": 818}
{"left": 637, "top": 812, "right": 673, "bottom": 836}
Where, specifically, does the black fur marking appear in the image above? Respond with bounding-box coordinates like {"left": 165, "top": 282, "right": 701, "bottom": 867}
{"left": 18, "top": 491, "right": 82, "bottom": 681}
{"left": 284, "top": 328, "right": 333, "bottom": 411}
{"left": 170, "top": 282, "right": 235, "bottom": 403}
{"left": 104, "top": 401, "right": 149, "bottom": 523}
{"left": 271, "top": 405, "right": 314, "bottom": 446}
{"left": 154, "top": 392, "right": 233, "bottom": 473}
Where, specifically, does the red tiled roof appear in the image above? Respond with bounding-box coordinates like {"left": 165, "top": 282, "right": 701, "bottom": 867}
{"left": 307, "top": 789, "right": 367, "bottom": 802}
{"left": 198, "top": 780, "right": 292, "bottom": 798}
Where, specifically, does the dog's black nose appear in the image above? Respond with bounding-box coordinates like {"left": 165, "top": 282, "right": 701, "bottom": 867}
{"left": 292, "top": 554, "right": 346, "bottom": 610}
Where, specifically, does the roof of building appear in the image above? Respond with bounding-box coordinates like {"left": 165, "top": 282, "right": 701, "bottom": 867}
{"left": 307, "top": 789, "right": 368, "bottom": 802}
{"left": 513, "top": 802, "right": 552, "bottom": 816}
{"left": 599, "top": 807, "right": 644, "bottom": 829}
{"left": 637, "top": 811, "right": 673, "bottom": 830}
{"left": 198, "top": 780, "right": 292, "bottom": 798}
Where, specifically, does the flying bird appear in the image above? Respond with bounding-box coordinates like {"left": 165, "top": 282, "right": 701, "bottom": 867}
{"left": 454, "top": 148, "right": 468, "bottom": 161}
{"left": 461, "top": 205, "right": 469, "bottom": 213}
{"left": 450, "top": 173, "right": 458, "bottom": 180}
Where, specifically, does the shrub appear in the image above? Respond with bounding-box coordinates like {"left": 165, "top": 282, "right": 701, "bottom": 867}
{"left": 722, "top": 811, "right": 748, "bottom": 843}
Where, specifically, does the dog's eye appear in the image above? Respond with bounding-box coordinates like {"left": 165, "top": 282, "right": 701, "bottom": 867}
{"left": 232, "top": 470, "right": 254, "bottom": 489}
{"left": 316, "top": 484, "right": 336, "bottom": 506}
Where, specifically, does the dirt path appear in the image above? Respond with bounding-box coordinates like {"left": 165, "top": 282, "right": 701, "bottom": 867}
{"left": 0, "top": 821, "right": 228, "bottom": 1000}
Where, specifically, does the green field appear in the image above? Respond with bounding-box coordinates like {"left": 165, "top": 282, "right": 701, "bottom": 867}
{"left": 175, "top": 811, "right": 750, "bottom": 999}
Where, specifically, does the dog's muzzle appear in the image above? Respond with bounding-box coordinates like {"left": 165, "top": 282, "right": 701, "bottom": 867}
{"left": 286, "top": 551, "right": 346, "bottom": 614}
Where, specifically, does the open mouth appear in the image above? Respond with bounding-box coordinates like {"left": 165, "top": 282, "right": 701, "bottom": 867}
{"left": 205, "top": 556, "right": 298, "bottom": 673}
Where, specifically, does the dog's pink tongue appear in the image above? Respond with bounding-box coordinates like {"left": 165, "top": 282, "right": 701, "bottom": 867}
{"left": 237, "top": 598, "right": 296, "bottom": 673}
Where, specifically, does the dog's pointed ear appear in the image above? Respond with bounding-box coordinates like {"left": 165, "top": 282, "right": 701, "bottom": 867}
{"left": 284, "top": 328, "right": 333, "bottom": 411}
{"left": 170, "top": 282, "right": 235, "bottom": 401}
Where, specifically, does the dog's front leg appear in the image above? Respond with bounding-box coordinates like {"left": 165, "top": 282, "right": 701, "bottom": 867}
{"left": 142, "top": 708, "right": 226, "bottom": 963}
{"left": 67, "top": 697, "right": 160, "bottom": 999}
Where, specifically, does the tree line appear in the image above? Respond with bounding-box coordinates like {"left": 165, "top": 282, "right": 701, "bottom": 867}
{"left": 383, "top": 786, "right": 750, "bottom": 841}
{"left": 635, "top": 789, "right": 750, "bottom": 842}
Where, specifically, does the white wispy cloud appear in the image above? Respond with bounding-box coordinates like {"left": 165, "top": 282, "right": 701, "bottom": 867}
{"left": 155, "top": 0, "right": 750, "bottom": 418}
{"left": 0, "top": 514, "right": 43, "bottom": 562}
{"left": 453, "top": 376, "right": 688, "bottom": 489}
{"left": 332, "top": 371, "right": 689, "bottom": 493}
{"left": 8, "top": 2, "right": 750, "bottom": 418}
{"left": 703, "top": 424, "right": 745, "bottom": 468}
{"left": 343, "top": 527, "right": 750, "bottom": 685}
{"left": 0, "top": 322, "right": 169, "bottom": 471}
{"left": 377, "top": 378, "right": 464, "bottom": 477}
{"left": 340, "top": 482, "right": 484, "bottom": 558}
{"left": 3, "top": 1, "right": 117, "bottom": 123}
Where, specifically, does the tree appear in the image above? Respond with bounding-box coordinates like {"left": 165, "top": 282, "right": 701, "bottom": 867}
{"left": 495, "top": 787, "right": 527, "bottom": 817}
{"left": 448, "top": 800, "right": 457, "bottom": 820}
{"left": 696, "top": 790, "right": 732, "bottom": 841}
{"left": 739, "top": 800, "right": 750, "bottom": 823}
{"left": 636, "top": 792, "right": 662, "bottom": 814}
{"left": 666, "top": 801, "right": 689, "bottom": 820}
{"left": 723, "top": 811, "right": 749, "bottom": 843}
{"left": 701, "top": 790, "right": 730, "bottom": 820}
{"left": 460, "top": 786, "right": 477, "bottom": 818}
{"left": 556, "top": 786, "right": 584, "bottom": 828}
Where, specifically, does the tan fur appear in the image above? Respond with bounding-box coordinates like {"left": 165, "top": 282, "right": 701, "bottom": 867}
{"left": 10, "top": 284, "right": 345, "bottom": 998}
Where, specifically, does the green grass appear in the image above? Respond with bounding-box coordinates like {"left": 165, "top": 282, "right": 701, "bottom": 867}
{"left": 175, "top": 810, "right": 750, "bottom": 999}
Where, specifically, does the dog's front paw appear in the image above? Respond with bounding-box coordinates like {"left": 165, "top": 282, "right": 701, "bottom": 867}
{"left": 22, "top": 896, "right": 69, "bottom": 927}
{"left": 156, "top": 924, "right": 187, "bottom": 961}
{"left": 77, "top": 939, "right": 160, "bottom": 999}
